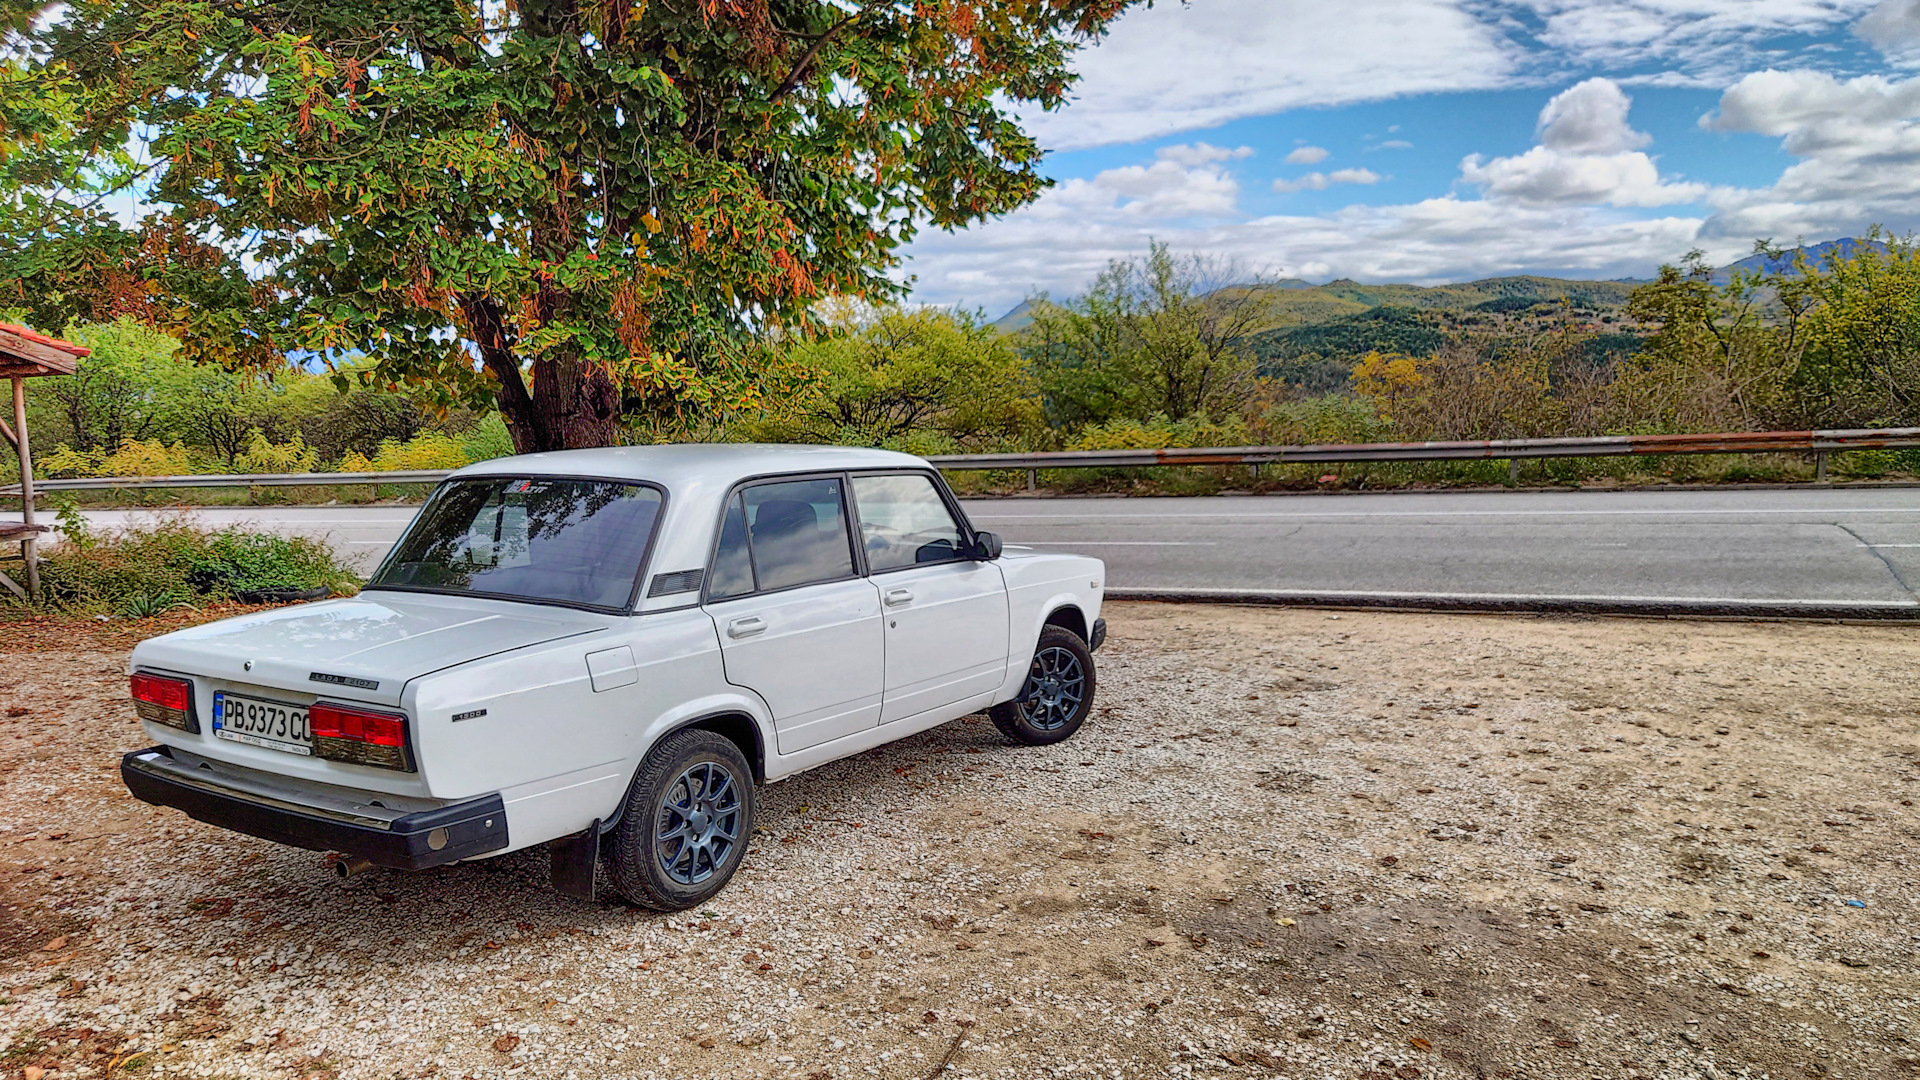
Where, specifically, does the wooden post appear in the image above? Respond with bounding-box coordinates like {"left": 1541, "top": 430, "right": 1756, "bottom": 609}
{"left": 12, "top": 377, "right": 35, "bottom": 599}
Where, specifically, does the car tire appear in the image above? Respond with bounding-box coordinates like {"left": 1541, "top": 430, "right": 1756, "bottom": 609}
{"left": 990, "top": 625, "right": 1097, "bottom": 746}
{"left": 606, "top": 729, "right": 756, "bottom": 911}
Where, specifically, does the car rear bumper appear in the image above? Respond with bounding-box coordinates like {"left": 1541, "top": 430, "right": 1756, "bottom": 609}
{"left": 121, "top": 746, "right": 509, "bottom": 870}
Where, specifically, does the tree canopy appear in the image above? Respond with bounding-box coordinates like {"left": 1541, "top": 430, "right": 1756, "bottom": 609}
{"left": 1, "top": 0, "right": 1135, "bottom": 451}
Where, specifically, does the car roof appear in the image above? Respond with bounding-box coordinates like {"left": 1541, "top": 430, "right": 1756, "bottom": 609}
{"left": 448, "top": 443, "right": 931, "bottom": 488}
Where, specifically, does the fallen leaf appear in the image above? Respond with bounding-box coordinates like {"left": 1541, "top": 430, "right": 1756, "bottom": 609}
{"left": 40, "top": 936, "right": 66, "bottom": 952}
{"left": 492, "top": 1034, "right": 520, "bottom": 1053}
{"left": 1410, "top": 1037, "right": 1432, "bottom": 1051}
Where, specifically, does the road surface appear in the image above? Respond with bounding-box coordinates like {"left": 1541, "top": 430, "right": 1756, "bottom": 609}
{"left": 13, "top": 487, "right": 1920, "bottom": 616}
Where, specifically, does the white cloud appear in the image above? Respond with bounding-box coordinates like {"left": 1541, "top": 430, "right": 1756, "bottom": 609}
{"left": 1460, "top": 79, "right": 1707, "bottom": 206}
{"left": 1536, "top": 77, "right": 1649, "bottom": 153}
{"left": 1155, "top": 142, "right": 1256, "bottom": 166}
{"left": 904, "top": 189, "right": 1707, "bottom": 312}
{"left": 1027, "top": 0, "right": 1885, "bottom": 152}
{"left": 1858, "top": 0, "right": 1920, "bottom": 58}
{"left": 1286, "top": 145, "right": 1331, "bottom": 165}
{"left": 1070, "top": 155, "right": 1245, "bottom": 219}
{"left": 1700, "top": 68, "right": 1920, "bottom": 239}
{"left": 1273, "top": 168, "right": 1384, "bottom": 193}
{"left": 1373, "top": 140, "right": 1416, "bottom": 150}
{"left": 1026, "top": 0, "right": 1519, "bottom": 150}
{"left": 1509, "top": 0, "right": 1881, "bottom": 82}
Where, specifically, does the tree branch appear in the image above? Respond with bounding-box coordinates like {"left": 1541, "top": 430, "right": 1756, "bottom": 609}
{"left": 768, "top": 13, "right": 857, "bottom": 104}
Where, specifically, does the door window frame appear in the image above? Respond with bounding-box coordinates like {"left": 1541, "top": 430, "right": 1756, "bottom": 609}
{"left": 701, "top": 470, "right": 869, "bottom": 604}
{"left": 845, "top": 468, "right": 980, "bottom": 576}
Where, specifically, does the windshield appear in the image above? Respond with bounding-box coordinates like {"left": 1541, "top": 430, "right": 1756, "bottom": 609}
{"left": 368, "top": 477, "right": 663, "bottom": 610}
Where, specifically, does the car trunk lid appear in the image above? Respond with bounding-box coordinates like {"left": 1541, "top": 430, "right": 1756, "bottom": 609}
{"left": 133, "top": 590, "right": 611, "bottom": 708}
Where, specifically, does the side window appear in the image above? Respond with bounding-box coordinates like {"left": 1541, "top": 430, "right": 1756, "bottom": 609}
{"left": 738, "top": 477, "right": 856, "bottom": 593}
{"left": 708, "top": 493, "right": 755, "bottom": 600}
{"left": 851, "top": 473, "right": 967, "bottom": 572}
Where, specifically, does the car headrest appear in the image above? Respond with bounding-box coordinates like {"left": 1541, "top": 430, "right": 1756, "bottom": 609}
{"left": 751, "top": 500, "right": 818, "bottom": 538}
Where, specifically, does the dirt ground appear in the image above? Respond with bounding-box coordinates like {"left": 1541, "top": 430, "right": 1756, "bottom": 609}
{"left": 0, "top": 601, "right": 1914, "bottom": 1080}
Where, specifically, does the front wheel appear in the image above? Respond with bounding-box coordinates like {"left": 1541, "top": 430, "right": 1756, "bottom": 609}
{"left": 990, "top": 626, "right": 1097, "bottom": 746}
{"left": 606, "top": 729, "right": 755, "bottom": 911}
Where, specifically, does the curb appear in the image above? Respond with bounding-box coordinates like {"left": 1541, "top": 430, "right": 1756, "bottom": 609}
{"left": 1103, "top": 588, "right": 1920, "bottom": 623}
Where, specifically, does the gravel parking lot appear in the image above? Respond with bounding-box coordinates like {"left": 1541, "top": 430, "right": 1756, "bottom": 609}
{"left": 0, "top": 602, "right": 1915, "bottom": 1080}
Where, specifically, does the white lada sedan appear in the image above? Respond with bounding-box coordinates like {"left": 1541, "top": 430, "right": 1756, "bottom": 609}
{"left": 120, "top": 445, "right": 1105, "bottom": 910}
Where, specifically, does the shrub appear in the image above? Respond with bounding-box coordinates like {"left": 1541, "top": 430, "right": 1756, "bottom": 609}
{"left": 460, "top": 414, "right": 515, "bottom": 463}
{"left": 233, "top": 431, "right": 319, "bottom": 474}
{"left": 1070, "top": 414, "right": 1251, "bottom": 451}
{"left": 39, "top": 438, "right": 199, "bottom": 479}
{"left": 340, "top": 431, "right": 472, "bottom": 472}
{"left": 32, "top": 513, "right": 358, "bottom": 615}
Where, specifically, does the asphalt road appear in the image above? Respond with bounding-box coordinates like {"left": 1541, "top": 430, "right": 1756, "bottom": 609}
{"left": 14, "top": 487, "right": 1920, "bottom": 616}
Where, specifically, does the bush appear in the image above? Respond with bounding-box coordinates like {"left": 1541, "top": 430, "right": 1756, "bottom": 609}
{"left": 340, "top": 431, "right": 473, "bottom": 473}
{"left": 39, "top": 438, "right": 199, "bottom": 478}
{"left": 233, "top": 431, "right": 319, "bottom": 474}
{"left": 1070, "top": 414, "right": 1251, "bottom": 451}
{"left": 460, "top": 414, "right": 515, "bottom": 463}
{"left": 33, "top": 510, "right": 358, "bottom": 615}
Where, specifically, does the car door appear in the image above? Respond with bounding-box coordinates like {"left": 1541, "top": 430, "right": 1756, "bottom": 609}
{"left": 704, "top": 475, "right": 885, "bottom": 756}
{"left": 850, "top": 471, "right": 1010, "bottom": 724}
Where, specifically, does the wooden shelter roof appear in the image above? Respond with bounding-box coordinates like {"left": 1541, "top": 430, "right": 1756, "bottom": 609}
{"left": 0, "top": 322, "right": 88, "bottom": 379}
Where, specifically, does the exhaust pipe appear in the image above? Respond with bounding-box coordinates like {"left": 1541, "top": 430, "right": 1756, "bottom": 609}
{"left": 331, "top": 855, "right": 375, "bottom": 880}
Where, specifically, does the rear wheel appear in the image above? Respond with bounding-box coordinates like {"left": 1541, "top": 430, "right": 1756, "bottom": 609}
{"left": 606, "top": 729, "right": 755, "bottom": 911}
{"left": 990, "top": 625, "right": 1096, "bottom": 746}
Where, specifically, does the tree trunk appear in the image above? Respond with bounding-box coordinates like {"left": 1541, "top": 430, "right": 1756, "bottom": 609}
{"left": 523, "top": 354, "right": 622, "bottom": 453}
{"left": 462, "top": 292, "right": 621, "bottom": 454}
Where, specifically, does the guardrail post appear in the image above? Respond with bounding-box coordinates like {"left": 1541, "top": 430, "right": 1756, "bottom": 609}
{"left": 1814, "top": 451, "right": 1829, "bottom": 483}
{"left": 1026, "top": 468, "right": 1037, "bottom": 492}
{"left": 1508, "top": 458, "right": 1519, "bottom": 485}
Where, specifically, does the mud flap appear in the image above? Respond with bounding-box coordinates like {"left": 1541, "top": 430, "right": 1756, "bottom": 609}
{"left": 548, "top": 818, "right": 601, "bottom": 901}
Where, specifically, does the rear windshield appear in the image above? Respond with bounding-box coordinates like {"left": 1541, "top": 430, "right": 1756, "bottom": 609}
{"left": 368, "top": 478, "right": 662, "bottom": 610}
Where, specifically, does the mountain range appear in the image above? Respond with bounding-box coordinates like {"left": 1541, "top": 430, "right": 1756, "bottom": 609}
{"left": 990, "top": 237, "right": 1885, "bottom": 334}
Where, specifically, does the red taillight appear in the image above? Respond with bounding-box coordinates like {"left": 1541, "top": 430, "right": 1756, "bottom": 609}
{"left": 130, "top": 673, "right": 195, "bottom": 731}
{"left": 310, "top": 702, "right": 411, "bottom": 770}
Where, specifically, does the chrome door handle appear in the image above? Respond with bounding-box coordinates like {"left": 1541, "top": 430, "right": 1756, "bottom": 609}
{"left": 884, "top": 588, "right": 914, "bottom": 607}
{"left": 727, "top": 616, "right": 766, "bottom": 639}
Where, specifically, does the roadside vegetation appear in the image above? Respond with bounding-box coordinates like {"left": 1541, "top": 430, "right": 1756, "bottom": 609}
{"left": 24, "top": 508, "right": 359, "bottom": 618}
{"left": 8, "top": 235, "right": 1920, "bottom": 500}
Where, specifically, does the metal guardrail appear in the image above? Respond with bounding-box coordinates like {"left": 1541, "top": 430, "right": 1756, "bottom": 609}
{"left": 4, "top": 427, "right": 1918, "bottom": 495}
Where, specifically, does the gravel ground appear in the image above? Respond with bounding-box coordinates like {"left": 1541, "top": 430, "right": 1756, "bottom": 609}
{"left": 0, "top": 601, "right": 1915, "bottom": 1080}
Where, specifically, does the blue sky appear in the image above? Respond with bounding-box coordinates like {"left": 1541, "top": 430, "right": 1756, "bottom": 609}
{"left": 900, "top": 0, "right": 1920, "bottom": 314}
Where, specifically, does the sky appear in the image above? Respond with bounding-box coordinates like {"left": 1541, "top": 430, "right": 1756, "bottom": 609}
{"left": 899, "top": 0, "right": 1920, "bottom": 316}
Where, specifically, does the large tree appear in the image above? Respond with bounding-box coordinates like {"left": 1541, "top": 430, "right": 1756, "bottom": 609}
{"left": 0, "top": 0, "right": 1134, "bottom": 452}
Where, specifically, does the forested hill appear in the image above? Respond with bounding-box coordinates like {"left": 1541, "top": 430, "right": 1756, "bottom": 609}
{"left": 993, "top": 273, "right": 1648, "bottom": 396}
{"left": 990, "top": 273, "right": 1643, "bottom": 334}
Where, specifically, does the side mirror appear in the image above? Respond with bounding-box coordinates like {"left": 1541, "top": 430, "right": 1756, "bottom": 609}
{"left": 970, "top": 531, "right": 1003, "bottom": 561}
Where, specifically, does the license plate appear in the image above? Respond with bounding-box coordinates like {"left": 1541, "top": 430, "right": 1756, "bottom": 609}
{"left": 212, "top": 692, "right": 312, "bottom": 756}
